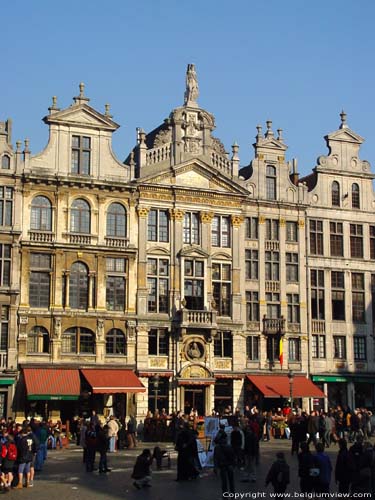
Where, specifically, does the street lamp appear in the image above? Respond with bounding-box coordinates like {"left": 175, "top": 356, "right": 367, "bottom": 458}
{"left": 287, "top": 370, "right": 294, "bottom": 409}
{"left": 153, "top": 375, "right": 160, "bottom": 414}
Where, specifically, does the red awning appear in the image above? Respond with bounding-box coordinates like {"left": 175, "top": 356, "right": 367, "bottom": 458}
{"left": 81, "top": 369, "right": 145, "bottom": 394}
{"left": 23, "top": 368, "right": 80, "bottom": 400}
{"left": 247, "top": 375, "right": 325, "bottom": 398}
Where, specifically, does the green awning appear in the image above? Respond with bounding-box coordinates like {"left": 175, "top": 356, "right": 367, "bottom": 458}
{"left": 0, "top": 379, "right": 15, "bottom": 386}
{"left": 28, "top": 395, "right": 79, "bottom": 401}
{"left": 312, "top": 376, "right": 348, "bottom": 383}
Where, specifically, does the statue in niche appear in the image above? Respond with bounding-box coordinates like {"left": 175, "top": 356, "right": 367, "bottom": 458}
{"left": 186, "top": 340, "right": 204, "bottom": 360}
{"left": 184, "top": 64, "right": 199, "bottom": 105}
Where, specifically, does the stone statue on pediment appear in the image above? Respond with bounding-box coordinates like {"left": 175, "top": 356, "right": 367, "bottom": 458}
{"left": 184, "top": 64, "right": 199, "bottom": 105}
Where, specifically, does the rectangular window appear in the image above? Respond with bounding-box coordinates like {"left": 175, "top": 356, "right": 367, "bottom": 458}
{"left": 245, "top": 250, "right": 258, "bottom": 279}
{"left": 148, "top": 329, "right": 169, "bottom": 356}
{"left": 0, "top": 305, "right": 9, "bottom": 351}
{"left": 312, "top": 335, "right": 326, "bottom": 358}
{"left": 330, "top": 222, "right": 344, "bottom": 257}
{"left": 0, "top": 187, "right": 13, "bottom": 227}
{"left": 266, "top": 219, "right": 279, "bottom": 241}
{"left": 288, "top": 338, "right": 301, "bottom": 361}
{"left": 147, "top": 209, "right": 169, "bottom": 242}
{"left": 370, "top": 226, "right": 375, "bottom": 260}
{"left": 246, "top": 291, "right": 259, "bottom": 321}
{"left": 211, "top": 216, "right": 230, "bottom": 247}
{"left": 266, "top": 166, "right": 277, "bottom": 200}
{"left": 310, "top": 219, "right": 323, "bottom": 255}
{"left": 147, "top": 258, "right": 169, "bottom": 313}
{"left": 286, "top": 221, "right": 298, "bottom": 242}
{"left": 106, "top": 257, "right": 126, "bottom": 273}
{"left": 212, "top": 263, "right": 231, "bottom": 316}
{"left": 214, "top": 331, "right": 232, "bottom": 357}
{"left": 286, "top": 253, "right": 299, "bottom": 282}
{"left": 311, "top": 269, "right": 325, "bottom": 319}
{"left": 266, "top": 336, "right": 279, "bottom": 362}
{"left": 106, "top": 276, "right": 126, "bottom": 311}
{"left": 0, "top": 245, "right": 11, "bottom": 287}
{"left": 352, "top": 272, "right": 365, "bottom": 323}
{"left": 29, "top": 253, "right": 51, "bottom": 308}
{"left": 265, "top": 251, "right": 279, "bottom": 281}
{"left": 331, "top": 271, "right": 345, "bottom": 321}
{"left": 184, "top": 259, "right": 204, "bottom": 310}
{"left": 246, "top": 336, "right": 260, "bottom": 360}
{"left": 354, "top": 337, "right": 366, "bottom": 361}
{"left": 266, "top": 292, "right": 280, "bottom": 318}
{"left": 71, "top": 135, "right": 91, "bottom": 175}
{"left": 245, "top": 217, "right": 258, "bottom": 239}
{"left": 287, "top": 294, "right": 300, "bottom": 323}
{"left": 350, "top": 224, "right": 363, "bottom": 258}
{"left": 183, "top": 213, "right": 199, "bottom": 244}
{"left": 334, "top": 336, "right": 346, "bottom": 359}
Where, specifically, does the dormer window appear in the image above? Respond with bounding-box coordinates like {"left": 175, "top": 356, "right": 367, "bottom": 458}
{"left": 1, "top": 155, "right": 10, "bottom": 170}
{"left": 266, "top": 165, "right": 276, "bottom": 200}
{"left": 331, "top": 181, "right": 340, "bottom": 207}
{"left": 71, "top": 135, "right": 91, "bottom": 175}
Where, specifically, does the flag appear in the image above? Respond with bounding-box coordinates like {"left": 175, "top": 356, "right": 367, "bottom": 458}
{"left": 279, "top": 337, "right": 283, "bottom": 367}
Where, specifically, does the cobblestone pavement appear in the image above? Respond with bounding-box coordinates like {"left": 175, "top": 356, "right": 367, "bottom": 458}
{"left": 0, "top": 439, "right": 365, "bottom": 500}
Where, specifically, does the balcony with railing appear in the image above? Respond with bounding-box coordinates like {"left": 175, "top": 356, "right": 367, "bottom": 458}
{"left": 312, "top": 319, "right": 325, "bottom": 334}
{"left": 178, "top": 309, "right": 217, "bottom": 329}
{"left": 104, "top": 236, "right": 129, "bottom": 248}
{"left": 146, "top": 144, "right": 171, "bottom": 165}
{"left": 68, "top": 233, "right": 94, "bottom": 245}
{"left": 211, "top": 152, "right": 232, "bottom": 176}
{"left": 262, "top": 316, "right": 285, "bottom": 335}
{"left": 28, "top": 230, "right": 55, "bottom": 243}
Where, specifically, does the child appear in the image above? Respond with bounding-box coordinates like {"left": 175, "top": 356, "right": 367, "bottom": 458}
{"left": 265, "top": 451, "right": 290, "bottom": 493}
{"left": 131, "top": 449, "right": 152, "bottom": 489}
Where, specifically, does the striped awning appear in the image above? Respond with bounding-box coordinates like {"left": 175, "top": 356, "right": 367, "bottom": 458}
{"left": 81, "top": 369, "right": 145, "bottom": 394}
{"left": 23, "top": 368, "right": 80, "bottom": 400}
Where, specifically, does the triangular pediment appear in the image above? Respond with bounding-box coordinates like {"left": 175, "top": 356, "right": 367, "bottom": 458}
{"left": 255, "top": 138, "right": 287, "bottom": 152}
{"left": 139, "top": 160, "right": 248, "bottom": 195}
{"left": 43, "top": 103, "right": 119, "bottom": 131}
{"left": 326, "top": 128, "right": 364, "bottom": 144}
{"left": 179, "top": 246, "right": 210, "bottom": 258}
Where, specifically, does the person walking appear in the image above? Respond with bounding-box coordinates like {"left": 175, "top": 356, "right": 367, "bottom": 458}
{"left": 265, "top": 451, "right": 290, "bottom": 494}
{"left": 96, "top": 424, "right": 111, "bottom": 474}
{"left": 242, "top": 424, "right": 258, "bottom": 482}
{"left": 14, "top": 425, "right": 38, "bottom": 489}
{"left": 131, "top": 449, "right": 152, "bottom": 489}
{"left": 313, "top": 442, "right": 332, "bottom": 493}
{"left": 335, "top": 438, "right": 354, "bottom": 493}
{"left": 297, "top": 442, "right": 315, "bottom": 494}
{"left": 175, "top": 423, "right": 198, "bottom": 481}
{"left": 213, "top": 433, "right": 236, "bottom": 495}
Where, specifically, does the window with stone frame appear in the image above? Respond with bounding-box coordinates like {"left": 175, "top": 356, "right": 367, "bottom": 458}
{"left": 266, "top": 336, "right": 279, "bottom": 362}
{"left": 331, "top": 181, "right": 340, "bottom": 207}
{"left": 245, "top": 217, "right": 258, "bottom": 239}
{"left": 106, "top": 328, "right": 127, "bottom": 355}
{"left": 0, "top": 244, "right": 11, "bottom": 287}
{"left": 148, "top": 377, "right": 169, "bottom": 413}
{"left": 266, "top": 292, "right": 280, "bottom": 319}
{"left": 70, "top": 198, "right": 90, "bottom": 234}
{"left": 311, "top": 269, "right": 325, "bottom": 320}
{"left": 147, "top": 209, "right": 169, "bottom": 242}
{"left": 288, "top": 338, "right": 301, "bottom": 361}
{"left": 333, "top": 336, "right": 346, "bottom": 359}
{"left": 211, "top": 215, "right": 230, "bottom": 247}
{"left": 1, "top": 155, "right": 10, "bottom": 170}
{"left": 30, "top": 195, "right": 52, "bottom": 231}
{"left": 331, "top": 271, "right": 345, "bottom": 321}
{"left": 27, "top": 326, "right": 49, "bottom": 354}
{"left": 353, "top": 336, "right": 366, "bottom": 361}
{"left": 286, "top": 253, "right": 299, "bottom": 282}
{"left": 287, "top": 294, "right": 300, "bottom": 324}
{"left": 245, "top": 250, "right": 258, "bottom": 280}
{"left": 370, "top": 226, "right": 375, "bottom": 260}
{"left": 246, "top": 291, "right": 259, "bottom": 321}
{"left": 184, "top": 259, "right": 204, "bottom": 310}
{"left": 147, "top": 258, "right": 169, "bottom": 313}
{"left": 350, "top": 224, "right": 363, "bottom": 258}
{"left": 352, "top": 183, "right": 360, "bottom": 209}
{"left": 266, "top": 165, "right": 277, "bottom": 200}
{"left": 246, "top": 336, "right": 260, "bottom": 361}
{"left": 212, "top": 263, "right": 231, "bottom": 316}
{"left": 0, "top": 305, "right": 9, "bottom": 351}
{"left": 148, "top": 328, "right": 169, "bottom": 356}
{"left": 286, "top": 221, "right": 298, "bottom": 242}
{"left": 214, "top": 331, "right": 232, "bottom": 357}
{"left": 312, "top": 335, "right": 326, "bottom": 358}
{"left": 309, "top": 219, "right": 323, "bottom": 255}
{"left": 71, "top": 135, "right": 91, "bottom": 175}
{"left": 330, "top": 221, "right": 343, "bottom": 257}
{"left": 0, "top": 187, "right": 13, "bottom": 227}
{"left": 106, "top": 257, "right": 126, "bottom": 311}
{"left": 61, "top": 327, "right": 95, "bottom": 354}
{"left": 265, "top": 251, "right": 279, "bottom": 281}
{"left": 69, "top": 261, "right": 89, "bottom": 310}
{"left": 106, "top": 203, "right": 126, "bottom": 238}
{"left": 265, "top": 219, "right": 279, "bottom": 241}
{"left": 29, "top": 253, "right": 51, "bottom": 309}
{"left": 183, "top": 212, "right": 199, "bottom": 244}
{"left": 352, "top": 272, "right": 365, "bottom": 323}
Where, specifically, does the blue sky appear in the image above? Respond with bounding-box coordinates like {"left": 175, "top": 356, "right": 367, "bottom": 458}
{"left": 1, "top": 0, "right": 375, "bottom": 176}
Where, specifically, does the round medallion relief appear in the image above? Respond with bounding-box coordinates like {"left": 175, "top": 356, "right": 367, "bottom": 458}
{"left": 185, "top": 339, "right": 205, "bottom": 361}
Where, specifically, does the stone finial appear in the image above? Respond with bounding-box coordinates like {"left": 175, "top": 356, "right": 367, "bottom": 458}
{"left": 79, "top": 82, "right": 85, "bottom": 98}
{"left": 48, "top": 96, "right": 60, "bottom": 114}
{"left": 340, "top": 110, "right": 348, "bottom": 129}
{"left": 184, "top": 63, "right": 199, "bottom": 106}
{"left": 265, "top": 120, "right": 274, "bottom": 138}
{"left": 138, "top": 129, "right": 146, "bottom": 145}
{"left": 231, "top": 142, "right": 239, "bottom": 157}
{"left": 24, "top": 138, "right": 30, "bottom": 153}
{"left": 277, "top": 129, "right": 283, "bottom": 142}
{"left": 73, "top": 82, "right": 90, "bottom": 104}
{"left": 129, "top": 151, "right": 135, "bottom": 167}
{"left": 16, "top": 141, "right": 22, "bottom": 152}
{"left": 256, "top": 125, "right": 263, "bottom": 142}
{"left": 104, "top": 103, "right": 112, "bottom": 117}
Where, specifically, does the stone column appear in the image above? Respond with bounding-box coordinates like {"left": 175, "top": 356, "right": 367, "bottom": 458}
{"left": 126, "top": 321, "right": 137, "bottom": 365}
{"left": 96, "top": 256, "right": 106, "bottom": 311}
{"left": 169, "top": 209, "right": 185, "bottom": 308}
{"left": 95, "top": 319, "right": 105, "bottom": 364}
{"left": 231, "top": 215, "right": 244, "bottom": 322}
{"left": 200, "top": 211, "right": 214, "bottom": 303}
{"left": 51, "top": 317, "right": 62, "bottom": 362}
{"left": 136, "top": 206, "right": 149, "bottom": 314}
{"left": 258, "top": 216, "right": 266, "bottom": 319}
{"left": 136, "top": 377, "right": 149, "bottom": 421}
{"left": 88, "top": 272, "right": 95, "bottom": 311}
{"left": 64, "top": 271, "right": 70, "bottom": 309}
{"left": 233, "top": 379, "right": 244, "bottom": 412}
{"left": 53, "top": 251, "right": 64, "bottom": 310}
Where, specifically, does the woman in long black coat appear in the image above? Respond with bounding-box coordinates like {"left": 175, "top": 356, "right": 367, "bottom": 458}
{"left": 175, "top": 425, "right": 198, "bottom": 481}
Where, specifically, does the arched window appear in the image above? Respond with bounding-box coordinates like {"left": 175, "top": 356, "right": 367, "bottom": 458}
{"left": 332, "top": 181, "right": 340, "bottom": 206}
{"left": 31, "top": 196, "right": 52, "bottom": 231}
{"left": 106, "top": 328, "right": 127, "bottom": 355}
{"left": 27, "top": 326, "right": 49, "bottom": 354}
{"left": 266, "top": 165, "right": 276, "bottom": 200}
{"left": 61, "top": 327, "right": 95, "bottom": 354}
{"left": 1, "top": 155, "right": 10, "bottom": 170}
{"left": 352, "top": 183, "right": 360, "bottom": 209}
{"left": 69, "top": 262, "right": 88, "bottom": 310}
{"left": 70, "top": 199, "right": 90, "bottom": 233}
{"left": 107, "top": 203, "right": 126, "bottom": 237}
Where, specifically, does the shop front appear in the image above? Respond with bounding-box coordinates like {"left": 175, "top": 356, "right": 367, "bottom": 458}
{"left": 311, "top": 375, "right": 349, "bottom": 410}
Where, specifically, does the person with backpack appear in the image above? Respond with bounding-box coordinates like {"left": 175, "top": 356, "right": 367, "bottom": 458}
{"left": 213, "top": 433, "right": 236, "bottom": 495}
{"left": 265, "top": 451, "right": 290, "bottom": 493}
{"left": 313, "top": 442, "right": 332, "bottom": 493}
{"left": 0, "top": 429, "right": 17, "bottom": 491}
{"left": 14, "top": 425, "right": 38, "bottom": 489}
